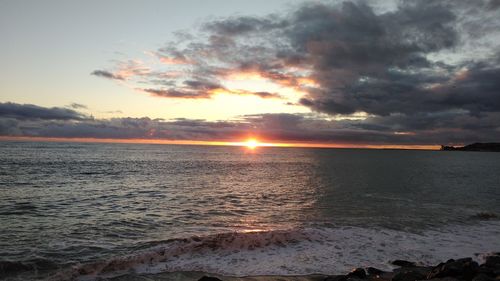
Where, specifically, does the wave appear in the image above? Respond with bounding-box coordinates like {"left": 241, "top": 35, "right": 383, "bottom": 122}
{"left": 45, "top": 221, "right": 500, "bottom": 281}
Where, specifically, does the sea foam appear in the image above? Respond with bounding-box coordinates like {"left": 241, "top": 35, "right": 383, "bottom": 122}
{"left": 48, "top": 221, "right": 500, "bottom": 281}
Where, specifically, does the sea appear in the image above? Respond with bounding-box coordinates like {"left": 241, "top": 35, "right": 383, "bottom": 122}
{"left": 1, "top": 141, "right": 499, "bottom": 280}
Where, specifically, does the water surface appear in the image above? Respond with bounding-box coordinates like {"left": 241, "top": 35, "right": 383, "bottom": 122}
{"left": 1, "top": 141, "right": 499, "bottom": 280}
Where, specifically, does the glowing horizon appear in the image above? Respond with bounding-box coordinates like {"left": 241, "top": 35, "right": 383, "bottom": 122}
{"left": 0, "top": 136, "right": 441, "bottom": 150}
{"left": 244, "top": 139, "right": 259, "bottom": 149}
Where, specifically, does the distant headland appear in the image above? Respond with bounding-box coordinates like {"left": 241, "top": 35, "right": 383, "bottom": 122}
{"left": 441, "top": 142, "right": 500, "bottom": 152}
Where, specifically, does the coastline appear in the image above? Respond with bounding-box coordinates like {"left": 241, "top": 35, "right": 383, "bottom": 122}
{"left": 104, "top": 252, "right": 500, "bottom": 281}
{"left": 106, "top": 254, "right": 500, "bottom": 281}
{"left": 3, "top": 221, "right": 499, "bottom": 281}
{"left": 108, "top": 271, "right": 327, "bottom": 280}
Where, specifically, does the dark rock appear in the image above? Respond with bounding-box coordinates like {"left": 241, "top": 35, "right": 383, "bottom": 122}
{"left": 372, "top": 276, "right": 395, "bottom": 281}
{"left": 392, "top": 270, "right": 425, "bottom": 281}
{"left": 392, "top": 265, "right": 432, "bottom": 276}
{"left": 478, "top": 254, "right": 500, "bottom": 278}
{"left": 347, "top": 268, "right": 367, "bottom": 279}
{"left": 472, "top": 273, "right": 495, "bottom": 281}
{"left": 324, "top": 275, "right": 348, "bottom": 281}
{"left": 427, "top": 278, "right": 460, "bottom": 281}
{"left": 198, "top": 276, "right": 223, "bottom": 281}
{"left": 484, "top": 255, "right": 500, "bottom": 268}
{"left": 367, "top": 267, "right": 386, "bottom": 276}
{"left": 392, "top": 260, "right": 417, "bottom": 267}
{"left": 427, "top": 258, "right": 479, "bottom": 280}
{"left": 478, "top": 265, "right": 496, "bottom": 277}
{"left": 410, "top": 266, "right": 433, "bottom": 277}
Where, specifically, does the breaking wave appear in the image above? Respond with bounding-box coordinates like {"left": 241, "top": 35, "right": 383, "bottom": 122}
{"left": 47, "top": 222, "right": 500, "bottom": 281}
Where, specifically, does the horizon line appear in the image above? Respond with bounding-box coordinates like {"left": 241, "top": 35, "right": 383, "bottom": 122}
{"left": 0, "top": 136, "right": 441, "bottom": 150}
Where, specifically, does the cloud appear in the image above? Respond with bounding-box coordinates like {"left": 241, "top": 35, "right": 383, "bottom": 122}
{"left": 142, "top": 77, "right": 282, "bottom": 99}
{"left": 203, "top": 16, "right": 288, "bottom": 36}
{"left": 85, "top": 0, "right": 500, "bottom": 144}
{"left": 143, "top": 88, "right": 212, "bottom": 99}
{"left": 0, "top": 102, "right": 87, "bottom": 121}
{"left": 94, "top": 0, "right": 500, "bottom": 110}
{"left": 91, "top": 70, "right": 125, "bottom": 80}
{"left": 69, "top": 103, "right": 87, "bottom": 109}
{"left": 143, "top": 87, "right": 281, "bottom": 99}
{"left": 2, "top": 102, "right": 500, "bottom": 145}
{"left": 249, "top": 91, "right": 282, "bottom": 99}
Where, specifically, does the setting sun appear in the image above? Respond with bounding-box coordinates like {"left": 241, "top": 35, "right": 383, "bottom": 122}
{"left": 245, "top": 139, "right": 259, "bottom": 149}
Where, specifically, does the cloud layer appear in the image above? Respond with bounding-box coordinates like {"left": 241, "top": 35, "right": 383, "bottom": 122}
{"left": 0, "top": 102, "right": 86, "bottom": 121}
{"left": 2, "top": 102, "right": 500, "bottom": 145}
{"left": 5, "top": 1, "right": 500, "bottom": 145}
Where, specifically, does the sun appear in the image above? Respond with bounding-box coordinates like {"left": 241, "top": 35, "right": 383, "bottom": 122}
{"left": 245, "top": 139, "right": 259, "bottom": 149}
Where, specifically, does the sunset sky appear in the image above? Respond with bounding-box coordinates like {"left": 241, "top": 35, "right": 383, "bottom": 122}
{"left": 1, "top": 0, "right": 500, "bottom": 147}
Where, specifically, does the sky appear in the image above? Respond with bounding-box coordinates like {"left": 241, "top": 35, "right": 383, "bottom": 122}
{"left": 1, "top": 0, "right": 500, "bottom": 148}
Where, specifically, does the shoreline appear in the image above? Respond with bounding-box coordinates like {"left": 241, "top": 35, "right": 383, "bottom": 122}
{"left": 109, "top": 272, "right": 328, "bottom": 280}
{"left": 3, "top": 222, "right": 500, "bottom": 280}
{"left": 105, "top": 254, "right": 500, "bottom": 281}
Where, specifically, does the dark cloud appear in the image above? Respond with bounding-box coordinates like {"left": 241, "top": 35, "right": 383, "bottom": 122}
{"left": 489, "top": 0, "right": 500, "bottom": 9}
{"left": 91, "top": 70, "right": 125, "bottom": 80}
{"left": 86, "top": 0, "right": 500, "bottom": 145}
{"left": 69, "top": 103, "right": 87, "bottom": 109}
{"left": 134, "top": 0, "right": 500, "bottom": 115}
{"left": 2, "top": 102, "right": 500, "bottom": 145}
{"left": 0, "top": 102, "right": 87, "bottom": 121}
{"left": 144, "top": 88, "right": 212, "bottom": 99}
{"left": 251, "top": 92, "right": 282, "bottom": 99}
{"left": 143, "top": 76, "right": 282, "bottom": 100}
{"left": 183, "top": 79, "right": 223, "bottom": 91}
{"left": 203, "top": 16, "right": 287, "bottom": 36}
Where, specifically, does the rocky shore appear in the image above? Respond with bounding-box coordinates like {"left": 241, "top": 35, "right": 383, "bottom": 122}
{"left": 194, "top": 253, "right": 500, "bottom": 281}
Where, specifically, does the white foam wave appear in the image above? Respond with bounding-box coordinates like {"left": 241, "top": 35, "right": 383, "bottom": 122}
{"left": 52, "top": 221, "right": 500, "bottom": 281}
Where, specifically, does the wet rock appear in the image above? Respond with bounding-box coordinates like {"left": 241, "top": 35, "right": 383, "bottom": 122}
{"left": 371, "top": 275, "right": 395, "bottom": 281}
{"left": 484, "top": 255, "right": 500, "bottom": 269}
{"left": 392, "top": 260, "right": 417, "bottom": 267}
{"left": 367, "top": 267, "right": 386, "bottom": 276}
{"left": 472, "top": 273, "right": 496, "bottom": 281}
{"left": 406, "top": 266, "right": 433, "bottom": 277}
{"left": 392, "top": 270, "right": 425, "bottom": 281}
{"left": 478, "top": 265, "right": 496, "bottom": 277}
{"left": 427, "top": 278, "right": 460, "bottom": 281}
{"left": 347, "top": 268, "right": 367, "bottom": 279}
{"left": 427, "top": 258, "right": 479, "bottom": 280}
{"left": 198, "top": 276, "right": 223, "bottom": 281}
{"left": 478, "top": 254, "right": 500, "bottom": 278}
{"left": 324, "top": 275, "right": 348, "bottom": 281}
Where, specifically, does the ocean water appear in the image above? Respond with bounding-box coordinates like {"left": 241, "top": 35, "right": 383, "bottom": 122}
{"left": 1, "top": 141, "right": 499, "bottom": 280}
